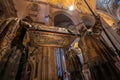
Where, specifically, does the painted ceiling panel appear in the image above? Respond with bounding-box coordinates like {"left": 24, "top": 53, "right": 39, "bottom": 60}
{"left": 50, "top": 0, "right": 74, "bottom": 8}
{"left": 11, "top": 0, "right": 120, "bottom": 27}
{"left": 75, "top": 0, "right": 96, "bottom": 14}
{"left": 40, "top": 0, "right": 96, "bottom": 15}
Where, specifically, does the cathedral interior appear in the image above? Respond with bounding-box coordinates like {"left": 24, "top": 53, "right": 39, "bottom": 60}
{"left": 1, "top": 0, "right": 120, "bottom": 80}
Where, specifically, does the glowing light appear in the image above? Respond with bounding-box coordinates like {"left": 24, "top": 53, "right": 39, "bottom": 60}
{"left": 69, "top": 5, "right": 74, "bottom": 11}
{"left": 74, "top": 42, "right": 78, "bottom": 48}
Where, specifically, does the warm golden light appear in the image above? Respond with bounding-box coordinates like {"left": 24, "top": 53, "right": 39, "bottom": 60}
{"left": 69, "top": 5, "right": 74, "bottom": 11}
{"left": 74, "top": 42, "right": 78, "bottom": 48}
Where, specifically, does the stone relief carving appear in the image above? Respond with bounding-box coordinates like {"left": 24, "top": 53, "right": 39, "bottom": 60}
{"left": 28, "top": 3, "right": 40, "bottom": 12}
{"left": 27, "top": 3, "right": 40, "bottom": 20}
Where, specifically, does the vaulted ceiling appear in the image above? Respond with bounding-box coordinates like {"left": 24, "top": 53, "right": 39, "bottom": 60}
{"left": 40, "top": 0, "right": 96, "bottom": 15}
{"left": 0, "top": 0, "right": 119, "bottom": 27}
{"left": 39, "top": 0, "right": 119, "bottom": 27}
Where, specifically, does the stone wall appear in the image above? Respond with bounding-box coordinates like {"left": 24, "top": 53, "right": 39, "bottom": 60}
{"left": 0, "top": 0, "right": 17, "bottom": 20}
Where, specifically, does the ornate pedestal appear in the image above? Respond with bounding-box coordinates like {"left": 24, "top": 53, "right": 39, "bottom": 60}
{"left": 27, "top": 25, "right": 76, "bottom": 80}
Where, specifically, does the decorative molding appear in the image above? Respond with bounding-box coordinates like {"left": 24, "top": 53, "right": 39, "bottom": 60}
{"left": 28, "top": 30, "right": 76, "bottom": 47}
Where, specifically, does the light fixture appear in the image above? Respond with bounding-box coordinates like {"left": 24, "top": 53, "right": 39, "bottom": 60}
{"left": 69, "top": 5, "right": 74, "bottom": 11}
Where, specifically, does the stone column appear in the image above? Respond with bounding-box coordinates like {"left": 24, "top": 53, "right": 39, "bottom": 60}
{"left": 29, "top": 46, "right": 58, "bottom": 80}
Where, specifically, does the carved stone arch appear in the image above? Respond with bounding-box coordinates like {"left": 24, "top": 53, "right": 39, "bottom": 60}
{"left": 52, "top": 10, "right": 82, "bottom": 26}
